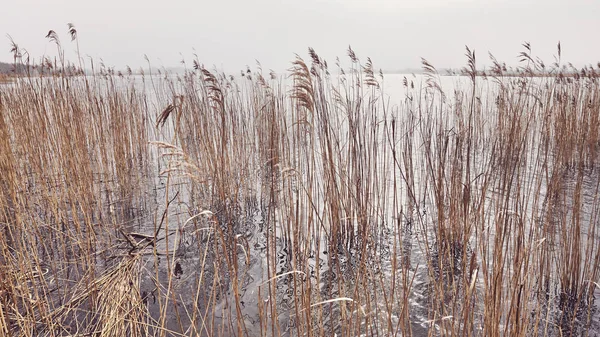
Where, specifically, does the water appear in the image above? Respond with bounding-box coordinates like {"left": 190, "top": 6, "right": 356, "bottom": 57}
{"left": 3, "top": 71, "right": 600, "bottom": 336}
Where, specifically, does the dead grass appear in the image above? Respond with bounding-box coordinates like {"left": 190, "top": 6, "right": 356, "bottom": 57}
{"left": 1, "top": 30, "right": 600, "bottom": 336}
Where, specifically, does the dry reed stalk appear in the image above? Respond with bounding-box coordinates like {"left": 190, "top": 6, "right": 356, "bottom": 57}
{"left": 2, "top": 34, "right": 600, "bottom": 336}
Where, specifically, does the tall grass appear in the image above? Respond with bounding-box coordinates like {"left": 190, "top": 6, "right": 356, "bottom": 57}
{"left": 1, "top": 30, "right": 600, "bottom": 336}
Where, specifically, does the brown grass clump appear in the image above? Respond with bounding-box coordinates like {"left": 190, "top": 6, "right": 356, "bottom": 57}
{"left": 0, "top": 74, "right": 12, "bottom": 83}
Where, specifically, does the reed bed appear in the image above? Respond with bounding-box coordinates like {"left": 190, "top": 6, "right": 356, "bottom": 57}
{"left": 1, "top": 30, "right": 600, "bottom": 336}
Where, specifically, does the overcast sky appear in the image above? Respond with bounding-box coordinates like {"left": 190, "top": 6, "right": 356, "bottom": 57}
{"left": 1, "top": 0, "right": 598, "bottom": 73}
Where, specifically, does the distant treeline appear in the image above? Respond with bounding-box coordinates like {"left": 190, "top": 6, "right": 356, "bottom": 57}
{"left": 0, "top": 62, "right": 16, "bottom": 74}
{"left": 0, "top": 61, "right": 85, "bottom": 77}
{"left": 0, "top": 61, "right": 35, "bottom": 75}
{"left": 442, "top": 66, "right": 600, "bottom": 78}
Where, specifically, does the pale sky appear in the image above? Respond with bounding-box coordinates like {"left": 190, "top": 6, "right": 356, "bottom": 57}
{"left": 1, "top": 0, "right": 598, "bottom": 73}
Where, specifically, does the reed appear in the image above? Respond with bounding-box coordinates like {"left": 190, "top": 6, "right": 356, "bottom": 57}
{"left": 1, "top": 28, "right": 600, "bottom": 336}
